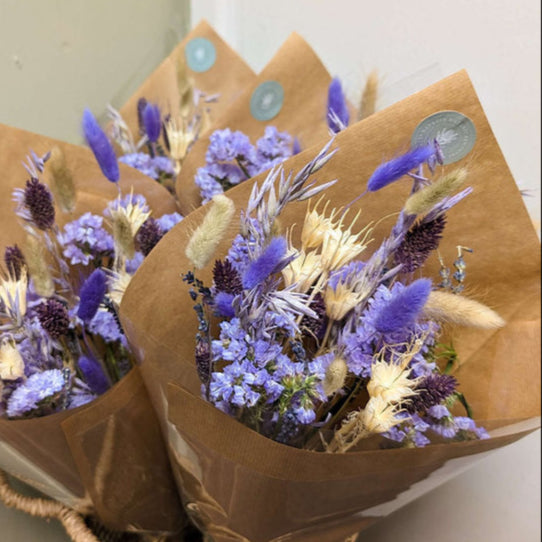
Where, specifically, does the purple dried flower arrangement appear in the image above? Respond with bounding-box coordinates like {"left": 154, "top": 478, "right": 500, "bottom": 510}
{"left": 183, "top": 140, "right": 504, "bottom": 452}
{"left": 0, "top": 146, "right": 182, "bottom": 420}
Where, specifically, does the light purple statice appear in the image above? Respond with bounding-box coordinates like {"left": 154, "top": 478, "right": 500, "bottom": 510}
{"left": 58, "top": 212, "right": 114, "bottom": 265}
{"left": 119, "top": 152, "right": 174, "bottom": 181}
{"left": 155, "top": 212, "right": 183, "bottom": 232}
{"left": 6, "top": 369, "right": 66, "bottom": 418}
{"left": 88, "top": 308, "right": 125, "bottom": 345}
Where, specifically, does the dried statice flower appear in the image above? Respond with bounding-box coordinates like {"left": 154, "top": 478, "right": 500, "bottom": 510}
{"left": 58, "top": 212, "right": 114, "bottom": 266}
{"left": 367, "top": 145, "right": 434, "bottom": 192}
{"left": 119, "top": 152, "right": 175, "bottom": 181}
{"left": 6, "top": 369, "right": 66, "bottom": 418}
{"left": 136, "top": 218, "right": 164, "bottom": 257}
{"left": 77, "top": 269, "right": 107, "bottom": 323}
{"left": 327, "top": 77, "right": 350, "bottom": 133}
{"left": 88, "top": 308, "right": 124, "bottom": 344}
{"left": 394, "top": 215, "right": 446, "bottom": 273}
{"left": 213, "top": 259, "right": 243, "bottom": 295}
{"left": 4, "top": 245, "right": 26, "bottom": 280}
{"left": 36, "top": 299, "right": 70, "bottom": 339}
{"left": 82, "top": 108, "right": 120, "bottom": 183}
{"left": 23, "top": 178, "right": 55, "bottom": 230}
{"left": 373, "top": 278, "right": 432, "bottom": 333}
{"left": 77, "top": 356, "right": 110, "bottom": 395}
{"left": 404, "top": 373, "right": 457, "bottom": 414}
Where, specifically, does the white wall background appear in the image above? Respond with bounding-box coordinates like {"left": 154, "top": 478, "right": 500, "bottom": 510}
{"left": 0, "top": 1, "right": 540, "bottom": 540}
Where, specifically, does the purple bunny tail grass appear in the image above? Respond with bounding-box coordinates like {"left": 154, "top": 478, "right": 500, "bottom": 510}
{"left": 373, "top": 278, "right": 432, "bottom": 333}
{"left": 242, "top": 237, "right": 288, "bottom": 290}
{"left": 214, "top": 291, "right": 236, "bottom": 318}
{"left": 367, "top": 145, "right": 435, "bottom": 192}
{"left": 136, "top": 97, "right": 148, "bottom": 136}
{"left": 292, "top": 137, "right": 302, "bottom": 155}
{"left": 82, "top": 109, "right": 120, "bottom": 183}
{"left": 327, "top": 77, "right": 350, "bottom": 134}
{"left": 77, "top": 268, "right": 107, "bottom": 323}
{"left": 77, "top": 355, "right": 110, "bottom": 395}
{"left": 142, "top": 102, "right": 162, "bottom": 143}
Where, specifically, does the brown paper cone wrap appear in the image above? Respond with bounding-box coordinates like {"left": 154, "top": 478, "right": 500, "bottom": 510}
{"left": 119, "top": 19, "right": 256, "bottom": 144}
{"left": 120, "top": 70, "right": 540, "bottom": 541}
{"left": 0, "top": 125, "right": 184, "bottom": 533}
{"left": 175, "top": 32, "right": 343, "bottom": 215}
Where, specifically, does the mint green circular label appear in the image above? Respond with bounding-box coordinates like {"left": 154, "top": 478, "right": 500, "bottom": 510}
{"left": 412, "top": 111, "right": 476, "bottom": 165}
{"left": 250, "top": 81, "right": 284, "bottom": 121}
{"left": 185, "top": 37, "right": 216, "bottom": 73}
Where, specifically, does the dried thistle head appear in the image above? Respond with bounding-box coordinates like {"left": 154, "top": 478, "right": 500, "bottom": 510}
{"left": 0, "top": 268, "right": 28, "bottom": 321}
{"left": 47, "top": 146, "right": 76, "bottom": 213}
{"left": 107, "top": 268, "right": 132, "bottom": 307}
{"left": 282, "top": 248, "right": 323, "bottom": 293}
{"left": 367, "top": 357, "right": 419, "bottom": 404}
{"left": 361, "top": 396, "right": 403, "bottom": 434}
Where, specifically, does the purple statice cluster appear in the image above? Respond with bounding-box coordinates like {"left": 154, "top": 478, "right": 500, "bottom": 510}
{"left": 119, "top": 152, "right": 175, "bottom": 182}
{"left": 195, "top": 127, "right": 295, "bottom": 203}
{"left": 185, "top": 138, "right": 491, "bottom": 450}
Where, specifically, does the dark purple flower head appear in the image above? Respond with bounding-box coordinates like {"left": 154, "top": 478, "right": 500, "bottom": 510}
{"left": 82, "top": 108, "right": 120, "bottom": 183}
{"left": 4, "top": 245, "right": 26, "bottom": 280}
{"left": 373, "top": 278, "right": 432, "bottom": 333}
{"left": 327, "top": 77, "right": 350, "bottom": 133}
{"left": 405, "top": 373, "right": 457, "bottom": 414}
{"left": 36, "top": 299, "right": 70, "bottom": 339}
{"left": 242, "top": 236, "right": 288, "bottom": 290}
{"left": 78, "top": 355, "right": 110, "bottom": 395}
{"left": 367, "top": 145, "right": 435, "bottom": 192}
{"left": 142, "top": 102, "right": 162, "bottom": 143}
{"left": 301, "top": 292, "right": 327, "bottom": 340}
{"left": 78, "top": 268, "right": 107, "bottom": 323}
{"left": 394, "top": 215, "right": 447, "bottom": 273}
{"left": 23, "top": 178, "right": 55, "bottom": 230}
{"left": 136, "top": 218, "right": 164, "bottom": 257}
{"left": 136, "top": 97, "right": 148, "bottom": 136}
{"left": 213, "top": 259, "right": 243, "bottom": 295}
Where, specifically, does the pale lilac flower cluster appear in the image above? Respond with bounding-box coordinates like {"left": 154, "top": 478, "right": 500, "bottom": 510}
{"left": 195, "top": 127, "right": 294, "bottom": 203}
{"left": 119, "top": 152, "right": 175, "bottom": 181}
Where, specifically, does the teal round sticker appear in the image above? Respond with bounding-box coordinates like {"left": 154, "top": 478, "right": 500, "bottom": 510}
{"left": 250, "top": 81, "right": 284, "bottom": 121}
{"left": 411, "top": 111, "right": 476, "bottom": 165}
{"left": 185, "top": 37, "right": 216, "bottom": 73}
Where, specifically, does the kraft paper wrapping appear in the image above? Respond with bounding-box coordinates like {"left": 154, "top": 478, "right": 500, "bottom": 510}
{"left": 175, "top": 32, "right": 345, "bottom": 215}
{"left": 119, "top": 19, "right": 256, "bottom": 147}
{"left": 0, "top": 124, "right": 184, "bottom": 533}
{"left": 120, "top": 70, "right": 540, "bottom": 541}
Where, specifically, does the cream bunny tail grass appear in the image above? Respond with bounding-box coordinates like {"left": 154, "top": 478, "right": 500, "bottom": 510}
{"left": 423, "top": 290, "right": 506, "bottom": 329}
{"left": 185, "top": 194, "right": 235, "bottom": 269}
{"left": 358, "top": 70, "right": 379, "bottom": 121}
{"left": 47, "top": 146, "right": 76, "bottom": 213}
{"left": 0, "top": 470, "right": 99, "bottom": 542}
{"left": 404, "top": 168, "right": 468, "bottom": 216}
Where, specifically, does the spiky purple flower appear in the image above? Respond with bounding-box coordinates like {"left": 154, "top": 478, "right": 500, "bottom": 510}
{"left": 405, "top": 373, "right": 457, "bottom": 414}
{"left": 77, "top": 356, "right": 110, "bottom": 395}
{"left": 78, "top": 269, "right": 107, "bottom": 323}
{"left": 327, "top": 77, "right": 350, "bottom": 133}
{"left": 367, "top": 145, "right": 435, "bottom": 192}
{"left": 23, "top": 178, "right": 55, "bottom": 230}
{"left": 213, "top": 259, "right": 243, "bottom": 295}
{"left": 136, "top": 218, "right": 164, "bottom": 256}
{"left": 394, "top": 215, "right": 447, "bottom": 272}
{"left": 242, "top": 237, "right": 288, "bottom": 290}
{"left": 82, "top": 108, "right": 120, "bottom": 183}
{"left": 142, "top": 102, "right": 162, "bottom": 143}
{"left": 36, "top": 299, "right": 70, "bottom": 339}
{"left": 4, "top": 245, "right": 26, "bottom": 280}
{"left": 373, "top": 278, "right": 432, "bottom": 333}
